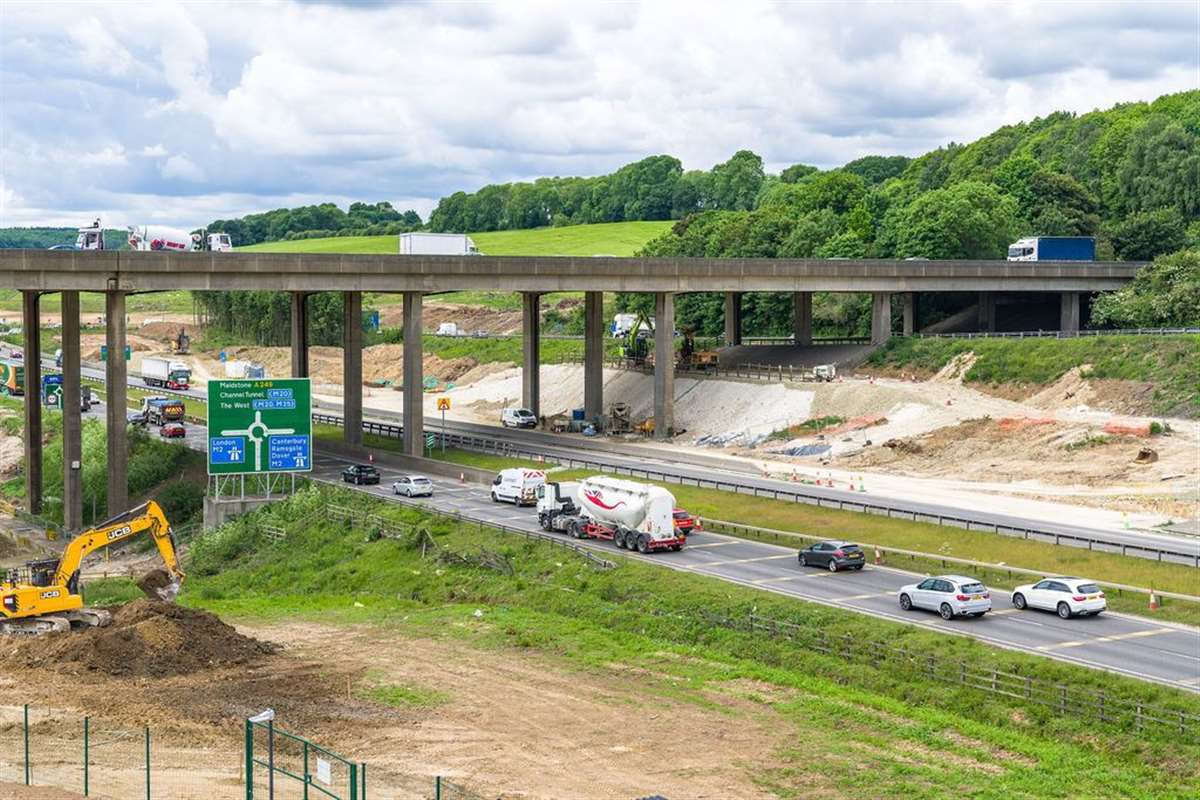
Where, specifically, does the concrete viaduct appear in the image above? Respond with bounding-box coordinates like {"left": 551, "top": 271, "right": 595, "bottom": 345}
{"left": 0, "top": 250, "right": 1139, "bottom": 531}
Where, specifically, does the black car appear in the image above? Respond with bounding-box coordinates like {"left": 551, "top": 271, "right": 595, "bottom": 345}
{"left": 798, "top": 540, "right": 866, "bottom": 572}
{"left": 342, "top": 464, "right": 380, "bottom": 485}
{"left": 126, "top": 410, "right": 149, "bottom": 427}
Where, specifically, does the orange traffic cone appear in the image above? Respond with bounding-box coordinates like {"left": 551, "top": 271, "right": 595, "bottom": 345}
{"left": 874, "top": 546, "right": 882, "bottom": 565}
{"left": 1149, "top": 590, "right": 1160, "bottom": 611}
{"left": 459, "top": 472, "right": 465, "bottom": 483}
{"left": 368, "top": 452, "right": 374, "bottom": 464}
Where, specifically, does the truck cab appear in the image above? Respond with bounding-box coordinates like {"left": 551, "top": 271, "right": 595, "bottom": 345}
{"left": 536, "top": 481, "right": 579, "bottom": 529}
{"left": 206, "top": 232, "right": 233, "bottom": 252}
{"left": 74, "top": 220, "right": 106, "bottom": 250}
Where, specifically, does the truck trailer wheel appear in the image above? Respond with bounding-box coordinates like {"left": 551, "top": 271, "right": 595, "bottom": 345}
{"left": 614, "top": 530, "right": 626, "bottom": 549}
{"left": 637, "top": 535, "right": 650, "bottom": 554}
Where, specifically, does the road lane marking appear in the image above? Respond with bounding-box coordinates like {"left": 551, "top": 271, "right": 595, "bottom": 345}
{"left": 988, "top": 608, "right": 1022, "bottom": 616}
{"left": 830, "top": 592, "right": 893, "bottom": 602}
{"left": 1037, "top": 627, "right": 1175, "bottom": 651}
{"left": 683, "top": 541, "right": 740, "bottom": 549}
{"left": 690, "top": 554, "right": 797, "bottom": 569}
{"left": 750, "top": 571, "right": 844, "bottom": 585}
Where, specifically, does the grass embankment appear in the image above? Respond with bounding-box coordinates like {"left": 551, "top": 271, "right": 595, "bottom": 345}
{"left": 89, "top": 485, "right": 1200, "bottom": 798}
{"left": 867, "top": 335, "right": 1200, "bottom": 417}
{"left": 237, "top": 221, "right": 672, "bottom": 257}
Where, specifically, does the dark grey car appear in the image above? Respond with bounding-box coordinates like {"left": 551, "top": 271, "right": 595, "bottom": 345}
{"left": 798, "top": 540, "right": 866, "bottom": 572}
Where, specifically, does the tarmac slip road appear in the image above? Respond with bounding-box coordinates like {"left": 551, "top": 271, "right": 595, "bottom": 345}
{"left": 305, "top": 452, "right": 1200, "bottom": 693}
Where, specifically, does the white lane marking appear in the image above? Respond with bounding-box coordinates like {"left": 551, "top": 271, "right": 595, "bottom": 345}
{"left": 830, "top": 592, "right": 894, "bottom": 602}
{"left": 683, "top": 541, "right": 741, "bottom": 549}
{"left": 1037, "top": 628, "right": 1176, "bottom": 651}
{"left": 689, "top": 554, "right": 797, "bottom": 569}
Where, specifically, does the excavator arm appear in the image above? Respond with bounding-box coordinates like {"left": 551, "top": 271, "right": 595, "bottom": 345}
{"left": 53, "top": 500, "right": 184, "bottom": 596}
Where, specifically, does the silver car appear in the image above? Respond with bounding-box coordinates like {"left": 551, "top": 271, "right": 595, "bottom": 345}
{"left": 392, "top": 475, "right": 434, "bottom": 497}
{"left": 898, "top": 575, "right": 992, "bottom": 620}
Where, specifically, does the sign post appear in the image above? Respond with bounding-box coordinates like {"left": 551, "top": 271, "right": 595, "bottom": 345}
{"left": 207, "top": 379, "right": 312, "bottom": 476}
{"left": 436, "top": 397, "right": 450, "bottom": 454}
{"left": 42, "top": 374, "right": 62, "bottom": 408}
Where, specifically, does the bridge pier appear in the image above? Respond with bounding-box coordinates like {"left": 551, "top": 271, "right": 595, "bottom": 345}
{"left": 902, "top": 292, "right": 916, "bottom": 336}
{"left": 977, "top": 292, "right": 996, "bottom": 333}
{"left": 62, "top": 291, "right": 83, "bottom": 532}
{"left": 654, "top": 292, "right": 675, "bottom": 440}
{"left": 522, "top": 292, "right": 540, "bottom": 417}
{"left": 21, "top": 291, "right": 42, "bottom": 516}
{"left": 1060, "top": 292, "right": 1080, "bottom": 335}
{"left": 584, "top": 291, "right": 604, "bottom": 423}
{"left": 792, "top": 292, "right": 812, "bottom": 346}
{"left": 870, "top": 292, "right": 892, "bottom": 345}
{"left": 290, "top": 292, "right": 309, "bottom": 378}
{"left": 105, "top": 291, "right": 128, "bottom": 516}
{"left": 342, "top": 291, "right": 363, "bottom": 447}
{"left": 723, "top": 292, "right": 742, "bottom": 346}
{"left": 402, "top": 291, "right": 424, "bottom": 456}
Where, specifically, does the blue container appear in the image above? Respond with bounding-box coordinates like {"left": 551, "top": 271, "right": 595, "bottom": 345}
{"left": 572, "top": 408, "right": 586, "bottom": 421}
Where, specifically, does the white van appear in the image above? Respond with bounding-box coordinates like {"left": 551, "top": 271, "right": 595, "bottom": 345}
{"left": 491, "top": 468, "right": 546, "bottom": 506}
{"left": 501, "top": 407, "right": 537, "bottom": 428}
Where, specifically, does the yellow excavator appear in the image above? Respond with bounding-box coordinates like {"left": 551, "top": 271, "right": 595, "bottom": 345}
{"left": 0, "top": 500, "right": 184, "bottom": 635}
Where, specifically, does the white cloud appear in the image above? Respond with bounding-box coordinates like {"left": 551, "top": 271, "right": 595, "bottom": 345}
{"left": 0, "top": 0, "right": 1195, "bottom": 228}
{"left": 160, "top": 154, "right": 205, "bottom": 182}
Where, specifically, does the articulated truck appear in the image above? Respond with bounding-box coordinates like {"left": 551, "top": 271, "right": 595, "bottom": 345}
{"left": 141, "top": 357, "right": 191, "bottom": 390}
{"left": 536, "top": 476, "right": 685, "bottom": 553}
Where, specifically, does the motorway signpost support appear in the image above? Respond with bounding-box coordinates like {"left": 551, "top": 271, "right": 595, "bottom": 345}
{"left": 207, "top": 378, "right": 312, "bottom": 501}
{"left": 437, "top": 397, "right": 450, "bottom": 454}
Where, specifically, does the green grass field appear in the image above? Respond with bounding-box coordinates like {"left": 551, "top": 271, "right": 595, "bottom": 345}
{"left": 238, "top": 221, "right": 672, "bottom": 257}
{"left": 0, "top": 289, "right": 195, "bottom": 316}
{"left": 87, "top": 485, "right": 1200, "bottom": 799}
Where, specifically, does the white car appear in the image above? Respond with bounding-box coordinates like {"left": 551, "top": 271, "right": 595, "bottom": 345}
{"left": 392, "top": 475, "right": 434, "bottom": 497}
{"left": 1012, "top": 577, "right": 1106, "bottom": 619}
{"left": 898, "top": 575, "right": 992, "bottom": 620}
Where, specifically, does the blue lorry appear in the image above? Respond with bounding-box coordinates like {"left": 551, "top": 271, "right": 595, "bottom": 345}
{"left": 1006, "top": 237, "right": 1095, "bottom": 261}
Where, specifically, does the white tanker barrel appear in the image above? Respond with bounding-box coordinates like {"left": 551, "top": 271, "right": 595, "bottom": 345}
{"left": 576, "top": 476, "right": 676, "bottom": 541}
{"left": 127, "top": 225, "right": 200, "bottom": 252}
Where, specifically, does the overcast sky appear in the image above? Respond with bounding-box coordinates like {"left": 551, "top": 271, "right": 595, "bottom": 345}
{"left": 1, "top": 0, "right": 1196, "bottom": 229}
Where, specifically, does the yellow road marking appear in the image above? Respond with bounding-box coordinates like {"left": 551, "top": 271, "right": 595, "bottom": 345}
{"left": 1037, "top": 627, "right": 1174, "bottom": 651}
{"left": 692, "top": 554, "right": 796, "bottom": 569}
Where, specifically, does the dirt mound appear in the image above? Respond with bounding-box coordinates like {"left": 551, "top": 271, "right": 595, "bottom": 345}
{"left": 931, "top": 352, "right": 977, "bottom": 384}
{"left": 12, "top": 599, "right": 276, "bottom": 677}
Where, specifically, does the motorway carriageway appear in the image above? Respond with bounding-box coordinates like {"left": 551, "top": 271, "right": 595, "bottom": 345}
{"left": 67, "top": 358, "right": 1200, "bottom": 563}
{"left": 82, "top": 398, "right": 1195, "bottom": 692}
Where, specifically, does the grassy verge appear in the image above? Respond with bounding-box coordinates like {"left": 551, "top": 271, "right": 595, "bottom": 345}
{"left": 147, "top": 485, "right": 1200, "bottom": 797}
{"left": 0, "top": 290, "right": 195, "bottom": 316}
{"left": 866, "top": 335, "right": 1200, "bottom": 417}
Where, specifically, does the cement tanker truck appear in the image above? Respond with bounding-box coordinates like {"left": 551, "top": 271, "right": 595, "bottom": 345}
{"left": 536, "top": 475, "right": 685, "bottom": 553}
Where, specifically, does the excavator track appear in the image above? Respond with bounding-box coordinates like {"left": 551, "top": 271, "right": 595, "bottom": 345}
{"left": 0, "top": 615, "right": 72, "bottom": 636}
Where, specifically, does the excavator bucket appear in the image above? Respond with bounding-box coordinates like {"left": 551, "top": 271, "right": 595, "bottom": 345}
{"left": 136, "top": 568, "right": 182, "bottom": 602}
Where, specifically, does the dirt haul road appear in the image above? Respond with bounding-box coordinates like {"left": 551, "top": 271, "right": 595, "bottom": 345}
{"left": 0, "top": 615, "right": 785, "bottom": 799}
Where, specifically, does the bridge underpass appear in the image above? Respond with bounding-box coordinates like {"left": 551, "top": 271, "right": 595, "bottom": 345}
{"left": 1, "top": 250, "right": 1139, "bottom": 529}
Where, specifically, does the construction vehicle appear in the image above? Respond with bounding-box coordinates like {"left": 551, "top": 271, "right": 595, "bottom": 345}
{"left": 619, "top": 312, "right": 653, "bottom": 366}
{"left": 608, "top": 402, "right": 632, "bottom": 434}
{"left": 811, "top": 364, "right": 836, "bottom": 382}
{"left": 536, "top": 476, "right": 685, "bottom": 553}
{"left": 141, "top": 396, "right": 186, "bottom": 425}
{"left": 0, "top": 501, "right": 184, "bottom": 635}
{"left": 677, "top": 327, "right": 719, "bottom": 371}
{"left": 172, "top": 328, "right": 191, "bottom": 355}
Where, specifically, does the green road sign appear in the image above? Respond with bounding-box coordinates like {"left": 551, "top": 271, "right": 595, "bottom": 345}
{"left": 99, "top": 345, "right": 132, "bottom": 362}
{"left": 207, "top": 378, "right": 312, "bottom": 475}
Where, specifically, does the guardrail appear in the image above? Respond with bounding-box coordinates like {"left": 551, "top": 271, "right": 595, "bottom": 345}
{"left": 741, "top": 336, "right": 872, "bottom": 345}
{"left": 910, "top": 327, "right": 1200, "bottom": 340}
{"left": 311, "top": 412, "right": 1200, "bottom": 567}
{"left": 699, "top": 517, "right": 1200, "bottom": 603}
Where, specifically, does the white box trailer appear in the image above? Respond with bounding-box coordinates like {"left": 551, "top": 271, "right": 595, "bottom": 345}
{"left": 398, "top": 233, "right": 481, "bottom": 256}
{"left": 141, "top": 356, "right": 191, "bottom": 390}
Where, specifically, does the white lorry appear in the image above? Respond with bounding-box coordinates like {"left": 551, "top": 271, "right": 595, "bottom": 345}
{"left": 490, "top": 468, "right": 546, "bottom": 506}
{"left": 141, "top": 356, "right": 191, "bottom": 390}
{"left": 536, "top": 476, "right": 685, "bottom": 553}
{"left": 398, "top": 232, "right": 481, "bottom": 256}
{"left": 71, "top": 219, "right": 231, "bottom": 251}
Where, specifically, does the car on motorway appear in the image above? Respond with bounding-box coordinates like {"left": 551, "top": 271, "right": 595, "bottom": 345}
{"left": 159, "top": 422, "right": 186, "bottom": 439}
{"left": 672, "top": 508, "right": 701, "bottom": 535}
{"left": 501, "top": 407, "right": 537, "bottom": 428}
{"left": 342, "top": 464, "right": 380, "bottom": 485}
{"left": 491, "top": 468, "right": 546, "bottom": 506}
{"left": 798, "top": 540, "right": 866, "bottom": 572}
{"left": 898, "top": 575, "right": 991, "bottom": 620}
{"left": 1012, "top": 577, "right": 1106, "bottom": 619}
{"left": 127, "top": 410, "right": 149, "bottom": 427}
{"left": 392, "top": 475, "right": 434, "bottom": 497}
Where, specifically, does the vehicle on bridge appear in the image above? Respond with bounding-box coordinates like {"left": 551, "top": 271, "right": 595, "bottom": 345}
{"left": 0, "top": 360, "right": 24, "bottom": 396}
{"left": 141, "top": 356, "right": 191, "bottom": 390}
{"left": 1011, "top": 577, "right": 1105, "bottom": 619}
{"left": 536, "top": 476, "right": 685, "bottom": 553}
{"left": 1006, "top": 236, "right": 1095, "bottom": 261}
{"left": 898, "top": 575, "right": 991, "bottom": 620}
{"left": 398, "top": 232, "right": 480, "bottom": 256}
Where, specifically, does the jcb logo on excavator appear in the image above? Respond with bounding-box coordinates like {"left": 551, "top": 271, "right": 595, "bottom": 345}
{"left": 39, "top": 590, "right": 60, "bottom": 599}
{"left": 106, "top": 526, "right": 132, "bottom": 541}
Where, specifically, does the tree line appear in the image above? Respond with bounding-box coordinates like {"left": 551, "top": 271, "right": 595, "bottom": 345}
{"left": 204, "top": 202, "right": 422, "bottom": 247}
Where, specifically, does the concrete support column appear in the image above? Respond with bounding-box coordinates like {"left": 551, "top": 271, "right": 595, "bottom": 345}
{"left": 902, "top": 292, "right": 916, "bottom": 336}
{"left": 402, "top": 292, "right": 424, "bottom": 456}
{"left": 105, "top": 291, "right": 128, "bottom": 516}
{"left": 21, "top": 291, "right": 42, "bottom": 515}
{"left": 342, "top": 291, "right": 363, "bottom": 447}
{"left": 792, "top": 292, "right": 812, "bottom": 346}
{"left": 653, "top": 292, "right": 675, "bottom": 440}
{"left": 61, "top": 291, "right": 83, "bottom": 532}
{"left": 870, "top": 292, "right": 892, "bottom": 345}
{"left": 290, "top": 292, "right": 309, "bottom": 378}
{"left": 583, "top": 291, "right": 604, "bottom": 422}
{"left": 521, "top": 292, "right": 540, "bottom": 417}
{"left": 1060, "top": 292, "right": 1080, "bottom": 335}
{"left": 723, "top": 292, "right": 742, "bottom": 346}
{"left": 977, "top": 292, "right": 996, "bottom": 333}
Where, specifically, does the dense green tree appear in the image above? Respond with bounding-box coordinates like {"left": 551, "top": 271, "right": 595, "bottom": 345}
{"left": 708, "top": 150, "right": 765, "bottom": 211}
{"left": 1116, "top": 116, "right": 1200, "bottom": 218}
{"left": 780, "top": 163, "right": 819, "bottom": 184}
{"left": 889, "top": 181, "right": 1018, "bottom": 259}
{"left": 1108, "top": 208, "right": 1188, "bottom": 261}
{"left": 1091, "top": 249, "right": 1200, "bottom": 327}
{"left": 841, "top": 155, "right": 910, "bottom": 186}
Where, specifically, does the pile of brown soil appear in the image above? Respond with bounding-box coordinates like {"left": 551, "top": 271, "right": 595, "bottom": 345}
{"left": 11, "top": 599, "right": 276, "bottom": 677}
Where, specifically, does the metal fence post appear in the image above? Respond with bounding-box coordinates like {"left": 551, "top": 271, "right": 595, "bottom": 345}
{"left": 245, "top": 720, "right": 254, "bottom": 800}
{"left": 303, "top": 740, "right": 309, "bottom": 800}
{"left": 360, "top": 762, "right": 367, "bottom": 799}
{"left": 144, "top": 726, "right": 150, "bottom": 800}
{"left": 267, "top": 719, "right": 275, "bottom": 800}
{"left": 435, "top": 776, "right": 442, "bottom": 800}
{"left": 23, "top": 704, "right": 29, "bottom": 785}
{"left": 83, "top": 716, "right": 89, "bottom": 796}
{"left": 349, "top": 762, "right": 358, "bottom": 800}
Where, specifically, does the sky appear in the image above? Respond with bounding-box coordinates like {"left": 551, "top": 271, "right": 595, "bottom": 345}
{"left": 1, "top": 0, "right": 1197, "bottom": 230}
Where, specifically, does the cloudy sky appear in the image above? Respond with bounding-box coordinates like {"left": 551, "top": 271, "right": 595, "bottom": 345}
{"left": 1, "top": 0, "right": 1196, "bottom": 229}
